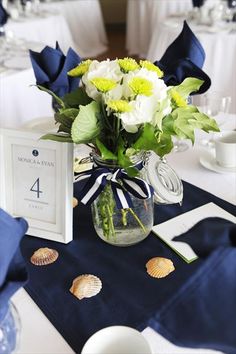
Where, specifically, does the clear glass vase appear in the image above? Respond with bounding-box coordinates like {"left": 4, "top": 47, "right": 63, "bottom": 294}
{"left": 0, "top": 302, "right": 21, "bottom": 354}
{"left": 91, "top": 153, "right": 154, "bottom": 246}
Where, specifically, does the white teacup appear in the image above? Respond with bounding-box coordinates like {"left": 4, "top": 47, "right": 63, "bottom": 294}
{"left": 215, "top": 131, "right": 236, "bottom": 168}
{"left": 81, "top": 326, "right": 152, "bottom": 354}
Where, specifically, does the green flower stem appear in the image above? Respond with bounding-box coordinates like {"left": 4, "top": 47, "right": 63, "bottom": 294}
{"left": 100, "top": 204, "right": 109, "bottom": 238}
{"left": 115, "top": 117, "right": 121, "bottom": 152}
{"left": 127, "top": 208, "right": 147, "bottom": 234}
{"left": 101, "top": 101, "right": 113, "bottom": 131}
{"left": 97, "top": 183, "right": 147, "bottom": 239}
{"left": 106, "top": 204, "right": 115, "bottom": 238}
{"left": 99, "top": 183, "right": 115, "bottom": 238}
{"left": 121, "top": 209, "right": 128, "bottom": 226}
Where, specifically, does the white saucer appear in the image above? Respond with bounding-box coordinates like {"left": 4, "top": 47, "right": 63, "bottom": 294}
{"left": 21, "top": 117, "right": 57, "bottom": 133}
{"left": 200, "top": 150, "right": 236, "bottom": 174}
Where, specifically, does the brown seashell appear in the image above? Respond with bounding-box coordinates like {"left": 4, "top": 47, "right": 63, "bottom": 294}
{"left": 70, "top": 274, "right": 102, "bottom": 300}
{"left": 30, "top": 247, "right": 59, "bottom": 266}
{"left": 146, "top": 257, "right": 175, "bottom": 278}
{"left": 73, "top": 197, "right": 78, "bottom": 208}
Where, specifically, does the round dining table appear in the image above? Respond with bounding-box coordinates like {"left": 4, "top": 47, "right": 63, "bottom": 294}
{"left": 10, "top": 113, "right": 236, "bottom": 354}
{"left": 126, "top": 0, "right": 192, "bottom": 58}
{"left": 147, "top": 17, "right": 236, "bottom": 114}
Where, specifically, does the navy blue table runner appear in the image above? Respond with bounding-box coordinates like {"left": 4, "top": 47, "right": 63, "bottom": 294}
{"left": 20, "top": 181, "right": 236, "bottom": 353}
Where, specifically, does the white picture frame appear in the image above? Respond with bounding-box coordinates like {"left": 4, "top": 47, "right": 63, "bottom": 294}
{"left": 0, "top": 128, "right": 74, "bottom": 244}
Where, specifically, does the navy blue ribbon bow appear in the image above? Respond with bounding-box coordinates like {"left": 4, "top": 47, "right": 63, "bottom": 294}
{"left": 74, "top": 167, "right": 154, "bottom": 209}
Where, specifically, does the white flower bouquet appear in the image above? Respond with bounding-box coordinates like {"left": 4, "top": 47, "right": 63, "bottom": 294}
{"left": 40, "top": 57, "right": 218, "bottom": 169}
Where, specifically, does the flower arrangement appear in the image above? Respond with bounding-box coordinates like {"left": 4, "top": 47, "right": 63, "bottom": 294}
{"left": 35, "top": 57, "right": 219, "bottom": 245}
{"left": 39, "top": 57, "right": 218, "bottom": 171}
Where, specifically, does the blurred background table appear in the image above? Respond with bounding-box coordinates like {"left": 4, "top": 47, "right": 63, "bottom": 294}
{"left": 147, "top": 17, "right": 236, "bottom": 113}
{"left": 0, "top": 67, "right": 53, "bottom": 128}
{"left": 126, "top": 0, "right": 192, "bottom": 58}
{"left": 41, "top": 0, "right": 108, "bottom": 58}
{"left": 6, "top": 13, "right": 76, "bottom": 53}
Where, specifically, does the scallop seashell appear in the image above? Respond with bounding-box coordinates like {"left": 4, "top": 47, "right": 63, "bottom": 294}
{"left": 146, "top": 257, "right": 175, "bottom": 278}
{"left": 73, "top": 197, "right": 78, "bottom": 208}
{"left": 30, "top": 247, "right": 59, "bottom": 266}
{"left": 70, "top": 274, "right": 102, "bottom": 300}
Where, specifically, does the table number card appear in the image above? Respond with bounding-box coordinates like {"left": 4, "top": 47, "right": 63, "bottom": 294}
{"left": 0, "top": 128, "right": 74, "bottom": 243}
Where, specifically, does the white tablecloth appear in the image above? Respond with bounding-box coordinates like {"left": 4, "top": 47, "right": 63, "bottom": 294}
{"left": 147, "top": 19, "right": 236, "bottom": 113}
{"left": 6, "top": 13, "right": 76, "bottom": 53}
{"left": 11, "top": 113, "right": 236, "bottom": 354}
{"left": 1, "top": 12, "right": 77, "bottom": 129}
{"left": 41, "top": 0, "right": 108, "bottom": 58}
{"left": 126, "top": 0, "right": 192, "bottom": 57}
{"left": 0, "top": 69, "right": 53, "bottom": 128}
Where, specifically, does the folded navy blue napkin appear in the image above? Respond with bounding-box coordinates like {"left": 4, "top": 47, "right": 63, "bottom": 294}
{"left": 0, "top": 2, "right": 9, "bottom": 28}
{"left": 147, "top": 217, "right": 236, "bottom": 354}
{"left": 154, "top": 21, "right": 211, "bottom": 94}
{"left": 29, "top": 42, "right": 81, "bottom": 98}
{"left": 192, "top": 0, "right": 205, "bottom": 7}
{"left": 0, "top": 209, "right": 28, "bottom": 322}
{"left": 174, "top": 217, "right": 236, "bottom": 257}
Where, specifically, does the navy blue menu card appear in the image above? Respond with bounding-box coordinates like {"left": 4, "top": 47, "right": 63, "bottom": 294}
{"left": 20, "top": 181, "right": 236, "bottom": 353}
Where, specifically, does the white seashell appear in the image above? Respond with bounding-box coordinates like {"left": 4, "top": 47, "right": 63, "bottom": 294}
{"left": 30, "top": 247, "right": 59, "bottom": 266}
{"left": 70, "top": 274, "right": 102, "bottom": 300}
{"left": 146, "top": 257, "right": 175, "bottom": 278}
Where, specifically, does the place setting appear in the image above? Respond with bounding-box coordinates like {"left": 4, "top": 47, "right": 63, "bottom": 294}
{"left": 199, "top": 130, "right": 236, "bottom": 174}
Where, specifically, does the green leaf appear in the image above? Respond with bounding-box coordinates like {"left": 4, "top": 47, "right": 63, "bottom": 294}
{"left": 71, "top": 101, "right": 101, "bottom": 144}
{"left": 172, "top": 108, "right": 197, "bottom": 143}
{"left": 153, "top": 97, "right": 170, "bottom": 130}
{"left": 55, "top": 108, "right": 79, "bottom": 128}
{"left": 192, "top": 112, "right": 220, "bottom": 133}
{"left": 59, "top": 108, "right": 80, "bottom": 120}
{"left": 170, "top": 106, "right": 220, "bottom": 143}
{"left": 57, "top": 125, "right": 71, "bottom": 134}
{"left": 35, "top": 85, "right": 65, "bottom": 108}
{"left": 173, "top": 78, "right": 204, "bottom": 98}
{"left": 117, "top": 138, "right": 138, "bottom": 177}
{"left": 54, "top": 108, "right": 80, "bottom": 135}
{"left": 132, "top": 124, "right": 173, "bottom": 158}
{"left": 133, "top": 124, "right": 158, "bottom": 151}
{"left": 154, "top": 132, "right": 173, "bottom": 157}
{"left": 40, "top": 134, "right": 73, "bottom": 143}
{"left": 95, "top": 138, "right": 117, "bottom": 161}
{"left": 55, "top": 113, "right": 71, "bottom": 129}
{"left": 162, "top": 114, "right": 175, "bottom": 135}
{"left": 62, "top": 87, "right": 92, "bottom": 108}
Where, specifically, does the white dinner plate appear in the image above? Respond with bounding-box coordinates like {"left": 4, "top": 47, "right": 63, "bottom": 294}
{"left": 21, "top": 117, "right": 57, "bottom": 132}
{"left": 199, "top": 150, "right": 236, "bottom": 174}
{"left": 3, "top": 56, "right": 31, "bottom": 70}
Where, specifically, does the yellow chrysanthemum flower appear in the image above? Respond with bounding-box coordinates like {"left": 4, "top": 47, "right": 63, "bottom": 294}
{"left": 107, "top": 99, "right": 132, "bottom": 113}
{"left": 67, "top": 59, "right": 92, "bottom": 77}
{"left": 171, "top": 90, "right": 187, "bottom": 107}
{"left": 90, "top": 78, "right": 117, "bottom": 92}
{"left": 140, "top": 60, "right": 164, "bottom": 78}
{"left": 129, "top": 77, "right": 153, "bottom": 96}
{"left": 118, "top": 58, "right": 140, "bottom": 73}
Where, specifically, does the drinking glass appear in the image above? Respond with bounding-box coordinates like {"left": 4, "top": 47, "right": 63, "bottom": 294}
{"left": 199, "top": 92, "right": 232, "bottom": 147}
{"left": 0, "top": 302, "right": 21, "bottom": 354}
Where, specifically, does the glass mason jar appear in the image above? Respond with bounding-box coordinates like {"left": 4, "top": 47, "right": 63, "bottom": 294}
{"left": 91, "top": 153, "right": 154, "bottom": 247}
{"left": 0, "top": 302, "right": 21, "bottom": 354}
